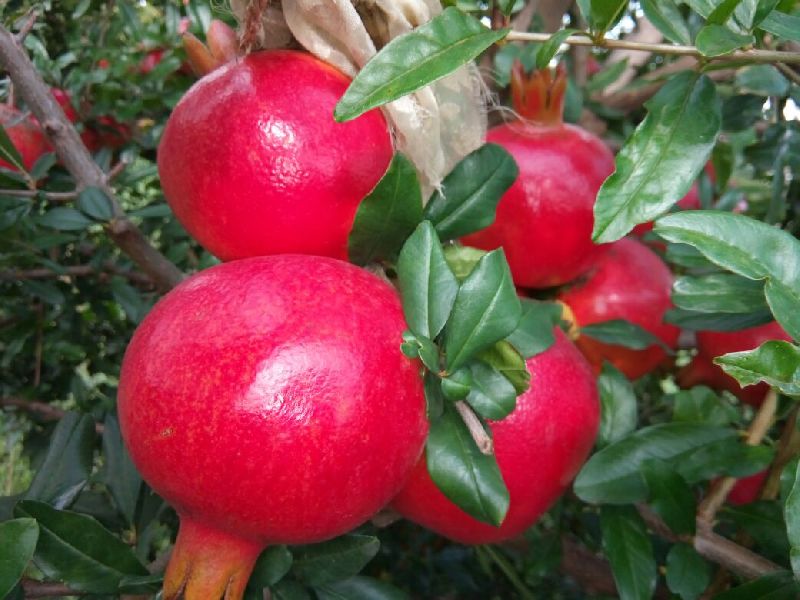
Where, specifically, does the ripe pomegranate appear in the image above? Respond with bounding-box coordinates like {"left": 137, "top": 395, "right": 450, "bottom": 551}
{"left": 461, "top": 64, "right": 614, "bottom": 288}
{"left": 392, "top": 328, "right": 599, "bottom": 543}
{"left": 0, "top": 105, "right": 49, "bottom": 171}
{"left": 727, "top": 470, "right": 768, "bottom": 505}
{"left": 158, "top": 50, "right": 393, "bottom": 262}
{"left": 118, "top": 255, "right": 427, "bottom": 599}
{"left": 677, "top": 354, "right": 767, "bottom": 407}
{"left": 557, "top": 237, "right": 679, "bottom": 379}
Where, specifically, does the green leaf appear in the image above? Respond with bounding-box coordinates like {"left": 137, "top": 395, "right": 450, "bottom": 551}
{"left": 597, "top": 363, "right": 638, "bottom": 447}
{"left": 672, "top": 273, "right": 767, "bottom": 315}
{"left": 111, "top": 278, "right": 149, "bottom": 324}
{"left": 752, "top": 0, "right": 781, "bottom": 27}
{"left": 443, "top": 245, "right": 487, "bottom": 281}
{"left": 315, "top": 576, "right": 409, "bottom": 600}
{"left": 38, "top": 207, "right": 94, "bottom": 231}
{"left": 0, "top": 125, "right": 25, "bottom": 172}
{"left": 679, "top": 439, "right": 773, "bottom": 483}
{"left": 397, "top": 221, "right": 459, "bottom": 340}
{"left": 585, "top": 58, "right": 629, "bottom": 93}
{"left": 600, "top": 505, "right": 657, "bottom": 600}
{"left": 25, "top": 412, "right": 94, "bottom": 509}
{"left": 465, "top": 360, "right": 517, "bottom": 420}
{"left": 736, "top": 65, "right": 790, "bottom": 97}
{"left": 0, "top": 519, "right": 39, "bottom": 599}
{"left": 666, "top": 544, "right": 710, "bottom": 600}
{"left": 576, "top": 0, "right": 628, "bottom": 34}
{"left": 76, "top": 186, "right": 114, "bottom": 221}
{"left": 593, "top": 72, "right": 721, "bottom": 243}
{"left": 535, "top": 29, "right": 579, "bottom": 70}
{"left": 101, "top": 415, "right": 141, "bottom": 526}
{"left": 786, "top": 461, "right": 800, "bottom": 578}
{"left": 759, "top": 11, "right": 800, "bottom": 42}
{"left": 477, "top": 339, "right": 530, "bottom": 395}
{"left": 696, "top": 24, "right": 755, "bottom": 56}
{"left": 672, "top": 386, "right": 739, "bottom": 426}
{"left": 14, "top": 500, "right": 148, "bottom": 594}
{"left": 426, "top": 402, "right": 509, "bottom": 526}
{"left": 655, "top": 211, "right": 800, "bottom": 340}
{"left": 423, "top": 143, "right": 518, "bottom": 241}
{"left": 580, "top": 319, "right": 669, "bottom": 352}
{"left": 441, "top": 367, "right": 473, "bottom": 401}
{"left": 335, "top": 8, "right": 509, "bottom": 121}
{"left": 715, "top": 341, "right": 800, "bottom": 398}
{"left": 707, "top": 0, "right": 747, "bottom": 25}
{"left": 292, "top": 535, "right": 379, "bottom": 587}
{"left": 348, "top": 153, "right": 423, "bottom": 266}
{"left": 665, "top": 307, "right": 773, "bottom": 332}
{"left": 400, "top": 331, "right": 439, "bottom": 372}
{"left": 574, "top": 423, "right": 736, "bottom": 504}
{"left": 722, "top": 94, "right": 764, "bottom": 131}
{"left": 640, "top": 0, "right": 692, "bottom": 44}
{"left": 505, "top": 299, "right": 559, "bottom": 359}
{"left": 444, "top": 249, "right": 521, "bottom": 371}
{"left": 641, "top": 459, "right": 696, "bottom": 535}
{"left": 29, "top": 153, "right": 57, "bottom": 182}
{"left": 713, "top": 571, "right": 800, "bottom": 599}
{"left": 247, "top": 546, "right": 293, "bottom": 591}
{"left": 272, "top": 580, "right": 313, "bottom": 600}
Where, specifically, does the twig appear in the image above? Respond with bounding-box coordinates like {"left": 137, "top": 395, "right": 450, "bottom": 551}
{"left": 33, "top": 303, "right": 42, "bottom": 387}
{"left": 14, "top": 9, "right": 38, "bottom": 43}
{"left": 21, "top": 579, "right": 83, "bottom": 598}
{"left": 481, "top": 545, "right": 537, "bottom": 600}
{"left": 0, "top": 263, "right": 154, "bottom": 286}
{"left": 0, "top": 188, "right": 78, "bottom": 202}
{"left": 454, "top": 400, "right": 494, "bottom": 455}
{"left": 505, "top": 31, "right": 800, "bottom": 64}
{"left": 761, "top": 405, "right": 800, "bottom": 500}
{"left": 776, "top": 62, "right": 800, "bottom": 86}
{"left": 0, "top": 23, "right": 183, "bottom": 293}
{"left": 1, "top": 397, "right": 104, "bottom": 433}
{"left": 697, "top": 390, "right": 778, "bottom": 524}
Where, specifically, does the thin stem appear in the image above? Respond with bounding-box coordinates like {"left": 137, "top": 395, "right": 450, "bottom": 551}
{"left": 776, "top": 62, "right": 800, "bottom": 86}
{"left": 505, "top": 31, "right": 800, "bottom": 64}
{"left": 0, "top": 188, "right": 78, "bottom": 201}
{"left": 762, "top": 405, "right": 800, "bottom": 500}
{"left": 481, "top": 545, "right": 537, "bottom": 600}
{"left": 455, "top": 400, "right": 494, "bottom": 455}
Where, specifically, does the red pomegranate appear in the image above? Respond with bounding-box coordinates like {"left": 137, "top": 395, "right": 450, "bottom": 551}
{"left": 392, "top": 328, "right": 599, "bottom": 543}
{"left": 0, "top": 105, "right": 49, "bottom": 171}
{"left": 557, "top": 237, "right": 679, "bottom": 379}
{"left": 677, "top": 354, "right": 767, "bottom": 407}
{"left": 118, "top": 255, "right": 427, "bottom": 599}
{"left": 157, "top": 50, "right": 393, "bottom": 262}
{"left": 461, "top": 64, "right": 614, "bottom": 288}
{"left": 728, "top": 470, "right": 769, "bottom": 505}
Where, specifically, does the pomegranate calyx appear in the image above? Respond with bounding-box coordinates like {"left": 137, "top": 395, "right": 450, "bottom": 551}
{"left": 510, "top": 61, "right": 567, "bottom": 126}
{"left": 163, "top": 517, "right": 262, "bottom": 600}
{"left": 182, "top": 32, "right": 220, "bottom": 77}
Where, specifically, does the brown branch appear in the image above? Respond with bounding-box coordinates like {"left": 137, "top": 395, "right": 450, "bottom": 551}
{"left": 776, "top": 62, "right": 800, "bottom": 86}
{"left": 21, "top": 579, "right": 83, "bottom": 599}
{"left": 0, "top": 188, "right": 78, "bottom": 202}
{"left": 454, "top": 400, "right": 494, "bottom": 455}
{"left": 14, "top": 8, "right": 38, "bottom": 43}
{"left": 0, "top": 262, "right": 154, "bottom": 286}
{"left": 762, "top": 405, "right": 800, "bottom": 500}
{"left": 1, "top": 397, "right": 104, "bottom": 433}
{"left": 0, "top": 23, "right": 183, "bottom": 293}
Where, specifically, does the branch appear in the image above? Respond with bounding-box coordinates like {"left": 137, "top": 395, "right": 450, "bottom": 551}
{"left": 762, "top": 405, "right": 800, "bottom": 500}
{"left": 454, "top": 400, "right": 494, "bottom": 455}
{"left": 21, "top": 579, "right": 83, "bottom": 599}
{"left": 505, "top": 31, "right": 800, "bottom": 64}
{"left": 0, "top": 23, "right": 183, "bottom": 293}
{"left": 1, "top": 397, "right": 104, "bottom": 433}
{"left": 0, "top": 263, "right": 154, "bottom": 287}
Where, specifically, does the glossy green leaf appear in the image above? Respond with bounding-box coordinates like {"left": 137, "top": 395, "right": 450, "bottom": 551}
{"left": 641, "top": 459, "right": 696, "bottom": 535}
{"left": 672, "top": 273, "right": 767, "bottom": 314}
{"left": 666, "top": 544, "right": 710, "bottom": 600}
{"left": 597, "top": 363, "right": 638, "bottom": 447}
{"left": 736, "top": 65, "right": 790, "bottom": 97}
{"left": 426, "top": 402, "right": 509, "bottom": 526}
{"left": 640, "top": 0, "right": 691, "bottom": 45}
{"left": 713, "top": 571, "right": 800, "bottom": 599}
{"left": 76, "top": 186, "right": 114, "bottom": 222}
{"left": 505, "top": 299, "right": 559, "bottom": 359}
{"left": 665, "top": 307, "right": 773, "bottom": 332}
{"left": 576, "top": 0, "right": 628, "bottom": 34}
{"left": 335, "top": 8, "right": 509, "bottom": 121}
{"left": 348, "top": 153, "right": 423, "bottom": 266}
{"left": 0, "top": 125, "right": 25, "bottom": 172}
{"left": 477, "top": 340, "right": 530, "bottom": 395}
{"left": 444, "top": 249, "right": 521, "bottom": 371}
{"left": 14, "top": 500, "right": 148, "bottom": 594}
{"left": 600, "top": 505, "right": 657, "bottom": 600}
{"left": 101, "top": 415, "right": 141, "bottom": 526}
{"left": 655, "top": 211, "right": 800, "bottom": 340}
{"left": 0, "top": 519, "right": 39, "bottom": 599}
{"left": 580, "top": 319, "right": 669, "bottom": 352}
{"left": 39, "top": 207, "right": 94, "bottom": 231}
{"left": 696, "top": 24, "right": 755, "bottom": 56}
{"left": 441, "top": 367, "right": 472, "bottom": 401}
{"left": 722, "top": 501, "right": 790, "bottom": 560}
{"left": 722, "top": 94, "right": 764, "bottom": 131}
{"left": 25, "top": 412, "right": 94, "bottom": 509}
{"left": 785, "top": 461, "right": 800, "bottom": 577}
{"left": 272, "top": 580, "right": 313, "bottom": 600}
{"left": 665, "top": 242, "right": 717, "bottom": 269}
{"left": 465, "top": 360, "right": 517, "bottom": 420}
{"left": 315, "top": 576, "right": 409, "bottom": 600}
{"left": 247, "top": 546, "right": 293, "bottom": 591}
{"left": 424, "top": 371, "right": 445, "bottom": 420}
{"left": 752, "top": 0, "right": 781, "bottom": 27}
{"left": 397, "top": 221, "right": 459, "bottom": 340}
{"left": 443, "top": 244, "right": 487, "bottom": 281}
{"left": 535, "top": 29, "right": 579, "bottom": 70}
{"left": 672, "top": 386, "right": 739, "bottom": 426}
{"left": 29, "top": 153, "right": 56, "bottom": 182}
{"left": 574, "top": 423, "right": 736, "bottom": 504}
{"left": 423, "top": 143, "right": 518, "bottom": 241}
{"left": 593, "top": 72, "right": 721, "bottom": 243}
{"left": 292, "top": 535, "right": 379, "bottom": 587}
{"left": 759, "top": 11, "right": 800, "bottom": 42}
{"left": 400, "top": 331, "right": 439, "bottom": 372}
{"left": 707, "top": 0, "right": 747, "bottom": 25}
{"left": 679, "top": 439, "right": 773, "bottom": 483}
{"left": 715, "top": 341, "right": 800, "bottom": 397}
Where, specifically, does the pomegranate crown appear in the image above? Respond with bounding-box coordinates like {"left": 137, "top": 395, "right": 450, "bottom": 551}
{"left": 510, "top": 61, "right": 567, "bottom": 126}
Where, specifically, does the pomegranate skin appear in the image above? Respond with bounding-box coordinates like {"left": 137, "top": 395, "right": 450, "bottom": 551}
{"left": 462, "top": 122, "right": 614, "bottom": 288}
{"left": 728, "top": 470, "right": 769, "bottom": 505}
{"left": 392, "top": 329, "right": 599, "bottom": 544}
{"left": 558, "top": 237, "right": 679, "bottom": 379}
{"left": 157, "top": 50, "right": 393, "bottom": 261}
{"left": 119, "top": 255, "right": 427, "bottom": 544}
{"left": 0, "top": 105, "right": 49, "bottom": 171}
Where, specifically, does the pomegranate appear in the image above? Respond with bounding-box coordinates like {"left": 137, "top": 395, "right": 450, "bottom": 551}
{"left": 727, "top": 470, "right": 769, "bottom": 505}
{"left": 461, "top": 64, "right": 614, "bottom": 288}
{"left": 118, "top": 255, "right": 427, "bottom": 599}
{"left": 392, "top": 328, "right": 599, "bottom": 543}
{"left": 157, "top": 50, "right": 393, "bottom": 262}
{"left": 0, "top": 104, "right": 50, "bottom": 171}
{"left": 557, "top": 237, "right": 679, "bottom": 379}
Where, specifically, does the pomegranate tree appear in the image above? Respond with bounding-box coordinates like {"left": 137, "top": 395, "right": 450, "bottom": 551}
{"left": 118, "top": 256, "right": 427, "bottom": 599}
{"left": 157, "top": 50, "right": 393, "bottom": 261}
{"left": 462, "top": 64, "right": 614, "bottom": 288}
